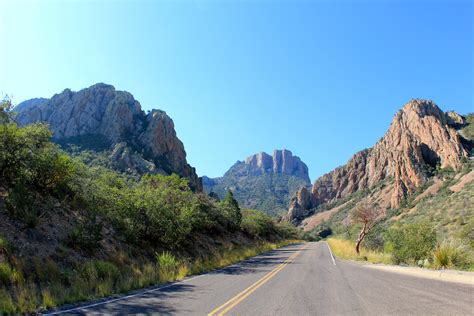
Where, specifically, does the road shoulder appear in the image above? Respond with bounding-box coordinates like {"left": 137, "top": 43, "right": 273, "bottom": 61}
{"left": 360, "top": 262, "right": 474, "bottom": 285}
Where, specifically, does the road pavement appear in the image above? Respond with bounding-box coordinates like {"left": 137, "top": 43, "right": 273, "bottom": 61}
{"left": 50, "top": 242, "right": 473, "bottom": 315}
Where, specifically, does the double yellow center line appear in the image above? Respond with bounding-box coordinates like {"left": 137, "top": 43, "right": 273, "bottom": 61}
{"left": 208, "top": 244, "right": 307, "bottom": 316}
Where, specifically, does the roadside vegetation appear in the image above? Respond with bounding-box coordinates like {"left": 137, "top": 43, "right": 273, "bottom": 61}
{"left": 0, "top": 99, "right": 301, "bottom": 313}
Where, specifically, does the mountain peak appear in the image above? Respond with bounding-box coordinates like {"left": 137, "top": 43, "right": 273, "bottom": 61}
{"left": 204, "top": 149, "right": 311, "bottom": 215}
{"left": 284, "top": 100, "right": 470, "bottom": 222}
{"left": 244, "top": 149, "right": 310, "bottom": 182}
{"left": 14, "top": 84, "right": 201, "bottom": 191}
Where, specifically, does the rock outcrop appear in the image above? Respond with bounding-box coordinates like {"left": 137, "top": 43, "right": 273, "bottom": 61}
{"left": 284, "top": 187, "right": 312, "bottom": 221}
{"left": 15, "top": 83, "right": 201, "bottom": 191}
{"left": 285, "top": 99, "right": 470, "bottom": 222}
{"left": 204, "top": 149, "right": 311, "bottom": 216}
{"left": 242, "top": 149, "right": 310, "bottom": 182}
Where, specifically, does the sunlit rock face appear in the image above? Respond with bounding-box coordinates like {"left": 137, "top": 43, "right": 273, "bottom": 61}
{"left": 285, "top": 99, "right": 469, "bottom": 222}
{"left": 15, "top": 83, "right": 201, "bottom": 191}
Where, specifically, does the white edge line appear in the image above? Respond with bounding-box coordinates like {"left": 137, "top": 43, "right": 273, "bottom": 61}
{"left": 45, "top": 244, "right": 299, "bottom": 315}
{"left": 46, "top": 273, "right": 207, "bottom": 315}
{"left": 325, "top": 241, "right": 336, "bottom": 266}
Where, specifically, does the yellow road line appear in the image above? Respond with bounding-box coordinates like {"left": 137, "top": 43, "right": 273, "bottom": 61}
{"left": 208, "top": 244, "right": 307, "bottom": 316}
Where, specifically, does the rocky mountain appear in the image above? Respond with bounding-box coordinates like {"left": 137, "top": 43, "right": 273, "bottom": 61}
{"left": 14, "top": 83, "right": 201, "bottom": 190}
{"left": 284, "top": 99, "right": 472, "bottom": 222}
{"left": 204, "top": 149, "right": 311, "bottom": 216}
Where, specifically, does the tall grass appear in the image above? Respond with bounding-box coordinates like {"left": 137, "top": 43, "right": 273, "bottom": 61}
{"left": 156, "top": 251, "right": 180, "bottom": 283}
{"left": 0, "top": 239, "right": 301, "bottom": 313}
{"left": 433, "top": 240, "right": 469, "bottom": 270}
{"left": 327, "top": 238, "right": 391, "bottom": 264}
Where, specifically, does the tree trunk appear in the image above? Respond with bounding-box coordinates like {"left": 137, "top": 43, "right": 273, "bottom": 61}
{"left": 355, "top": 224, "right": 367, "bottom": 255}
{"left": 355, "top": 235, "right": 363, "bottom": 255}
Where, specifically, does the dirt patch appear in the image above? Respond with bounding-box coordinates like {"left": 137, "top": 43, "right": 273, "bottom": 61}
{"left": 415, "top": 178, "right": 443, "bottom": 202}
{"left": 302, "top": 201, "right": 350, "bottom": 231}
{"left": 450, "top": 170, "right": 474, "bottom": 193}
{"left": 392, "top": 179, "right": 443, "bottom": 221}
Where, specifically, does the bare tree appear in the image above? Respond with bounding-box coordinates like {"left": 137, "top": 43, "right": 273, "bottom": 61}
{"left": 351, "top": 201, "right": 382, "bottom": 255}
{"left": 342, "top": 216, "right": 352, "bottom": 239}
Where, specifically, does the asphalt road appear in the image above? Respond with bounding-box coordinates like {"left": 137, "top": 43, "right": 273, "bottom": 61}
{"left": 52, "top": 242, "right": 473, "bottom": 315}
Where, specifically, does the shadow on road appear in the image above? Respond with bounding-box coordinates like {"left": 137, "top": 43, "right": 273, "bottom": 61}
{"left": 209, "top": 247, "right": 307, "bottom": 276}
{"left": 63, "top": 283, "right": 196, "bottom": 315}
{"left": 59, "top": 246, "right": 307, "bottom": 314}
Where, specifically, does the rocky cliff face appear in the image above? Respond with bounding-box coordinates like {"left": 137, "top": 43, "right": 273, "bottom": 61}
{"left": 242, "top": 149, "right": 310, "bottom": 182}
{"left": 284, "top": 99, "right": 470, "bottom": 222}
{"left": 241, "top": 149, "right": 310, "bottom": 182}
{"left": 15, "top": 83, "right": 201, "bottom": 191}
{"left": 204, "top": 149, "right": 311, "bottom": 216}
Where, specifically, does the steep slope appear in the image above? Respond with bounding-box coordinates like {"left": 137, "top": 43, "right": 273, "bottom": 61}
{"left": 285, "top": 99, "right": 471, "bottom": 222}
{"left": 204, "top": 149, "right": 311, "bottom": 216}
{"left": 14, "top": 83, "right": 201, "bottom": 190}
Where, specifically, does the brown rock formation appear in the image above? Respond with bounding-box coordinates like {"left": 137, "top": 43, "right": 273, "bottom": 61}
{"left": 243, "top": 149, "right": 310, "bottom": 182}
{"left": 285, "top": 99, "right": 469, "bottom": 222}
{"left": 15, "top": 83, "right": 201, "bottom": 190}
{"left": 283, "top": 186, "right": 312, "bottom": 221}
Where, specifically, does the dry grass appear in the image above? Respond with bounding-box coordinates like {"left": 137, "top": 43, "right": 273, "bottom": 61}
{"left": 327, "top": 238, "right": 391, "bottom": 264}
{"left": 432, "top": 240, "right": 470, "bottom": 270}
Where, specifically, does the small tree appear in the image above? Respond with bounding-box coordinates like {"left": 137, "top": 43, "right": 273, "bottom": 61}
{"left": 0, "top": 97, "right": 13, "bottom": 124}
{"left": 221, "top": 191, "right": 242, "bottom": 230}
{"left": 351, "top": 201, "right": 382, "bottom": 255}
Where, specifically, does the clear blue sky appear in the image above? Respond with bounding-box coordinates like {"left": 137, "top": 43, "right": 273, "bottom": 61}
{"left": 1, "top": 0, "right": 472, "bottom": 181}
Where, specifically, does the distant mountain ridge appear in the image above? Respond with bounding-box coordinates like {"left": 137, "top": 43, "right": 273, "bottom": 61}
{"left": 284, "top": 99, "right": 472, "bottom": 223}
{"left": 203, "top": 149, "right": 311, "bottom": 216}
{"left": 14, "top": 83, "right": 202, "bottom": 190}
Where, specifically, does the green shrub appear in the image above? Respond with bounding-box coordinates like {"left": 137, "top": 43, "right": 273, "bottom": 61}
{"left": 274, "top": 222, "right": 299, "bottom": 240}
{"left": 241, "top": 210, "right": 274, "bottom": 238}
{"left": 81, "top": 261, "right": 119, "bottom": 282}
{"left": 93, "top": 261, "right": 120, "bottom": 280}
{"left": 385, "top": 221, "right": 437, "bottom": 264}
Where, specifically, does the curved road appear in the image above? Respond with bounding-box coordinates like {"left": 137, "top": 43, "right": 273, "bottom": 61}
{"left": 51, "top": 242, "right": 473, "bottom": 315}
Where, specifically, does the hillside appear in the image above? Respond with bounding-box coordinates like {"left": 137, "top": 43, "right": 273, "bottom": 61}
{"left": 203, "top": 150, "right": 311, "bottom": 216}
{"left": 14, "top": 83, "right": 202, "bottom": 190}
{"left": 284, "top": 100, "right": 472, "bottom": 223}
{"left": 285, "top": 101, "right": 473, "bottom": 268}
{"left": 0, "top": 95, "right": 298, "bottom": 313}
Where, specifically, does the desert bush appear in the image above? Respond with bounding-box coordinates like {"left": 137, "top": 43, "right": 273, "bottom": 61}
{"left": 385, "top": 221, "right": 436, "bottom": 264}
{"left": 0, "top": 235, "right": 10, "bottom": 255}
{"left": 66, "top": 213, "right": 103, "bottom": 252}
{"left": 241, "top": 210, "right": 274, "bottom": 238}
{"left": 0, "top": 286, "right": 15, "bottom": 313}
{"left": 80, "top": 260, "right": 119, "bottom": 282}
{"left": 0, "top": 263, "right": 13, "bottom": 285}
{"left": 275, "top": 222, "right": 299, "bottom": 240}
{"left": 33, "top": 258, "right": 62, "bottom": 283}
{"left": 5, "top": 182, "right": 39, "bottom": 228}
{"left": 363, "top": 224, "right": 387, "bottom": 252}
{"left": 433, "top": 240, "right": 468, "bottom": 269}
